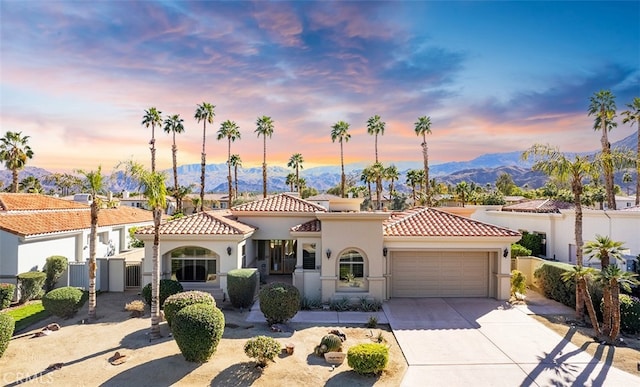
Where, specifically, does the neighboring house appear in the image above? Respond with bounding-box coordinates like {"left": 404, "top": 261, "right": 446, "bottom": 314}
{"left": 470, "top": 199, "right": 640, "bottom": 271}
{"left": 120, "top": 191, "right": 177, "bottom": 215}
{"left": 0, "top": 193, "right": 154, "bottom": 285}
{"left": 616, "top": 195, "right": 636, "bottom": 209}
{"left": 182, "top": 193, "right": 230, "bottom": 213}
{"left": 136, "top": 193, "right": 520, "bottom": 302}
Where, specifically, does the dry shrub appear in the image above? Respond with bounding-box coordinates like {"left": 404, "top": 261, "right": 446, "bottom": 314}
{"left": 125, "top": 300, "right": 145, "bottom": 317}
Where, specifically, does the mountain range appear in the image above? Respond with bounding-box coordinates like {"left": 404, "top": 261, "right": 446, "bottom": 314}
{"left": 1, "top": 131, "right": 637, "bottom": 195}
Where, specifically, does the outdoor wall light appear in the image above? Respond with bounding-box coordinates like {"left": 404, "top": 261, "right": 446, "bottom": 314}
{"left": 326, "top": 249, "right": 332, "bottom": 260}
{"left": 227, "top": 246, "right": 232, "bottom": 256}
{"left": 383, "top": 247, "right": 388, "bottom": 257}
{"left": 503, "top": 248, "right": 509, "bottom": 258}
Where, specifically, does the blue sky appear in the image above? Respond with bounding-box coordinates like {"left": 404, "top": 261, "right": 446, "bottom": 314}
{"left": 1, "top": 1, "right": 638, "bottom": 172}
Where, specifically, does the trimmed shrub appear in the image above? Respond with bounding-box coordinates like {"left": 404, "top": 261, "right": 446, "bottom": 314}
{"left": 533, "top": 262, "right": 575, "bottom": 308}
{"left": 0, "top": 283, "right": 16, "bottom": 310}
{"left": 172, "top": 303, "right": 225, "bottom": 362}
{"left": 259, "top": 282, "right": 300, "bottom": 325}
{"left": 17, "top": 271, "right": 46, "bottom": 303}
{"left": 511, "top": 270, "right": 527, "bottom": 296}
{"left": 227, "top": 269, "right": 259, "bottom": 309}
{"left": 164, "top": 291, "right": 215, "bottom": 328}
{"left": 141, "top": 279, "right": 183, "bottom": 309}
{"left": 518, "top": 232, "right": 543, "bottom": 257}
{"left": 347, "top": 343, "right": 389, "bottom": 375}
{"left": 42, "top": 287, "right": 88, "bottom": 318}
{"left": 511, "top": 243, "right": 532, "bottom": 258}
{"left": 0, "top": 313, "right": 15, "bottom": 358}
{"left": 43, "top": 255, "right": 68, "bottom": 292}
{"left": 619, "top": 294, "right": 640, "bottom": 334}
{"left": 244, "top": 335, "right": 281, "bottom": 367}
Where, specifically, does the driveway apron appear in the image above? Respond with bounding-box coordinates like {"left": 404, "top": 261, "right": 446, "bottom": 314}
{"left": 384, "top": 297, "right": 640, "bottom": 387}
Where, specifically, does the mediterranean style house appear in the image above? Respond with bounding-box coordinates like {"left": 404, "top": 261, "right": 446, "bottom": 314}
{"left": 0, "top": 193, "right": 154, "bottom": 286}
{"left": 136, "top": 193, "right": 521, "bottom": 302}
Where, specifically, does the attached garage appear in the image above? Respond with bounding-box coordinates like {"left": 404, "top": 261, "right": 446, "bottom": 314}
{"left": 391, "top": 251, "right": 490, "bottom": 297}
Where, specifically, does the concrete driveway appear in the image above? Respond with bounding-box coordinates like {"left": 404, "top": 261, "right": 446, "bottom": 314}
{"left": 384, "top": 297, "right": 640, "bottom": 387}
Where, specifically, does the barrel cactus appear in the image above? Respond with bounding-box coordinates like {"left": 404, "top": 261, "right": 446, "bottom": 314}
{"left": 315, "top": 333, "right": 343, "bottom": 356}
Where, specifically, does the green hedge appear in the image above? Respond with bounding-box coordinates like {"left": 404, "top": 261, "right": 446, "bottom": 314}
{"left": 0, "top": 283, "right": 16, "bottom": 310}
{"left": 163, "top": 291, "right": 215, "bottom": 328}
{"left": 259, "top": 282, "right": 300, "bottom": 325}
{"left": 619, "top": 294, "right": 640, "bottom": 334}
{"left": 347, "top": 343, "right": 389, "bottom": 375}
{"left": 42, "top": 287, "right": 88, "bottom": 318}
{"left": 227, "top": 269, "right": 259, "bottom": 309}
{"left": 141, "top": 279, "right": 183, "bottom": 309}
{"left": 511, "top": 243, "right": 532, "bottom": 258}
{"left": 17, "top": 272, "right": 46, "bottom": 303}
{"left": 43, "top": 255, "right": 68, "bottom": 292}
{"left": 533, "top": 261, "right": 576, "bottom": 308}
{"left": 172, "top": 303, "right": 225, "bottom": 362}
{"left": 0, "top": 313, "right": 15, "bottom": 358}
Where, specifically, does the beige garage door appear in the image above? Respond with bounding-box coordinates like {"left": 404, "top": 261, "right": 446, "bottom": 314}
{"left": 392, "top": 251, "right": 489, "bottom": 297}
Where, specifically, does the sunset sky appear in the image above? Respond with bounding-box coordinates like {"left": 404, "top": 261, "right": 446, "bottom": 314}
{"left": 1, "top": 1, "right": 639, "bottom": 173}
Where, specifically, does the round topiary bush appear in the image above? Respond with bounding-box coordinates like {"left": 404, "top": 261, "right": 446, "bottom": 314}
{"left": 0, "top": 313, "right": 15, "bottom": 358}
{"left": 43, "top": 255, "right": 69, "bottom": 292}
{"left": 0, "top": 283, "right": 16, "bottom": 310}
{"left": 227, "top": 269, "right": 259, "bottom": 309}
{"left": 141, "top": 279, "right": 184, "bottom": 309}
{"left": 17, "top": 271, "right": 46, "bottom": 303}
{"left": 42, "top": 287, "right": 88, "bottom": 318}
{"left": 347, "top": 343, "right": 389, "bottom": 375}
{"left": 172, "top": 303, "right": 225, "bottom": 362}
{"left": 620, "top": 294, "right": 640, "bottom": 334}
{"left": 259, "top": 282, "right": 300, "bottom": 325}
{"left": 244, "top": 335, "right": 281, "bottom": 367}
{"left": 163, "top": 291, "right": 215, "bottom": 328}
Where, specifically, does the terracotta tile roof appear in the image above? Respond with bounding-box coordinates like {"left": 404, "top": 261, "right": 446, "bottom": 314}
{"left": 502, "top": 199, "right": 574, "bottom": 213}
{"left": 0, "top": 206, "right": 154, "bottom": 237}
{"left": 0, "top": 193, "right": 88, "bottom": 211}
{"left": 231, "top": 193, "right": 326, "bottom": 213}
{"left": 291, "top": 219, "right": 321, "bottom": 233}
{"left": 136, "top": 211, "right": 256, "bottom": 236}
{"left": 383, "top": 207, "right": 520, "bottom": 237}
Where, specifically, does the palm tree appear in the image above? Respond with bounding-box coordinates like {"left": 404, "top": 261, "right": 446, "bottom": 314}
{"left": 142, "top": 107, "right": 162, "bottom": 173}
{"left": 194, "top": 102, "right": 216, "bottom": 211}
{"left": 523, "top": 144, "right": 596, "bottom": 320}
{"left": 455, "top": 181, "right": 471, "bottom": 207}
{"left": 0, "top": 131, "right": 34, "bottom": 193}
{"left": 286, "top": 173, "right": 296, "bottom": 192}
{"left": 172, "top": 184, "right": 193, "bottom": 214}
{"left": 163, "top": 114, "right": 185, "bottom": 195}
{"left": 77, "top": 166, "right": 104, "bottom": 321}
{"left": 601, "top": 266, "right": 639, "bottom": 341}
{"left": 414, "top": 116, "right": 432, "bottom": 203}
{"left": 621, "top": 97, "right": 640, "bottom": 205}
{"left": 384, "top": 165, "right": 399, "bottom": 198}
{"left": 366, "top": 115, "right": 385, "bottom": 163}
{"left": 331, "top": 121, "right": 351, "bottom": 198}
{"left": 360, "top": 166, "right": 375, "bottom": 200}
{"left": 287, "top": 153, "right": 304, "bottom": 192}
{"left": 255, "top": 116, "right": 274, "bottom": 198}
{"left": 560, "top": 266, "right": 601, "bottom": 336}
{"left": 122, "top": 161, "right": 168, "bottom": 339}
{"left": 217, "top": 120, "right": 241, "bottom": 208}
{"left": 230, "top": 154, "right": 242, "bottom": 201}
{"left": 406, "top": 169, "right": 421, "bottom": 203}
{"left": 588, "top": 90, "right": 617, "bottom": 209}
{"left": 18, "top": 176, "right": 43, "bottom": 193}
{"left": 371, "top": 162, "right": 385, "bottom": 210}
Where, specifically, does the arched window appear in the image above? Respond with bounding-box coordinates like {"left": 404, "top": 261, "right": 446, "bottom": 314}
{"left": 338, "top": 249, "right": 367, "bottom": 291}
{"left": 169, "top": 246, "right": 219, "bottom": 283}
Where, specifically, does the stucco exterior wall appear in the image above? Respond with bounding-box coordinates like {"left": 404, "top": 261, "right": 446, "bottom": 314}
{"left": 18, "top": 235, "right": 79, "bottom": 274}
{"left": 0, "top": 231, "right": 20, "bottom": 282}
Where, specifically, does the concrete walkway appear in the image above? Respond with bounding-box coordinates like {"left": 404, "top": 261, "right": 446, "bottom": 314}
{"left": 245, "top": 294, "right": 640, "bottom": 386}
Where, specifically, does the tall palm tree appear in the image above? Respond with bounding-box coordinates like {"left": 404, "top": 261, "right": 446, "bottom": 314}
{"left": 360, "top": 166, "right": 375, "bottom": 201}
{"left": 523, "top": 144, "right": 596, "bottom": 320}
{"left": 371, "top": 162, "right": 385, "bottom": 210}
{"left": 366, "top": 115, "right": 385, "bottom": 163}
{"left": 414, "top": 116, "right": 432, "bottom": 203}
{"left": 287, "top": 153, "right": 304, "bottom": 192}
{"left": 0, "top": 131, "right": 34, "bottom": 193}
{"left": 217, "top": 120, "right": 241, "bottom": 208}
{"left": 77, "top": 166, "right": 104, "bottom": 321}
{"left": 588, "top": 90, "right": 617, "bottom": 209}
{"left": 123, "top": 161, "right": 167, "bottom": 339}
{"left": 384, "top": 165, "right": 399, "bottom": 198}
{"left": 142, "top": 107, "right": 162, "bottom": 173}
{"left": 163, "top": 114, "right": 185, "bottom": 195}
{"left": 405, "top": 169, "right": 421, "bottom": 203}
{"left": 230, "top": 154, "right": 242, "bottom": 201}
{"left": 455, "top": 181, "right": 471, "bottom": 207}
{"left": 194, "top": 102, "right": 215, "bottom": 211}
{"left": 286, "top": 173, "right": 296, "bottom": 192}
{"left": 621, "top": 96, "right": 640, "bottom": 205}
{"left": 331, "top": 121, "right": 351, "bottom": 198}
{"left": 560, "top": 266, "right": 601, "bottom": 336}
{"left": 255, "top": 116, "right": 274, "bottom": 198}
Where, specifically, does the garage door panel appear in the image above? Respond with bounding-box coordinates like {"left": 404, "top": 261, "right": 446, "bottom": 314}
{"left": 392, "top": 251, "right": 489, "bottom": 297}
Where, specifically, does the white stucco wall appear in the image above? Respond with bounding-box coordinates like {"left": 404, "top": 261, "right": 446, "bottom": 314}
{"left": 17, "top": 235, "right": 79, "bottom": 274}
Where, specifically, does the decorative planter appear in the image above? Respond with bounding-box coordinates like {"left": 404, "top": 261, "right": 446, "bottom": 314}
{"left": 324, "top": 351, "right": 346, "bottom": 365}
